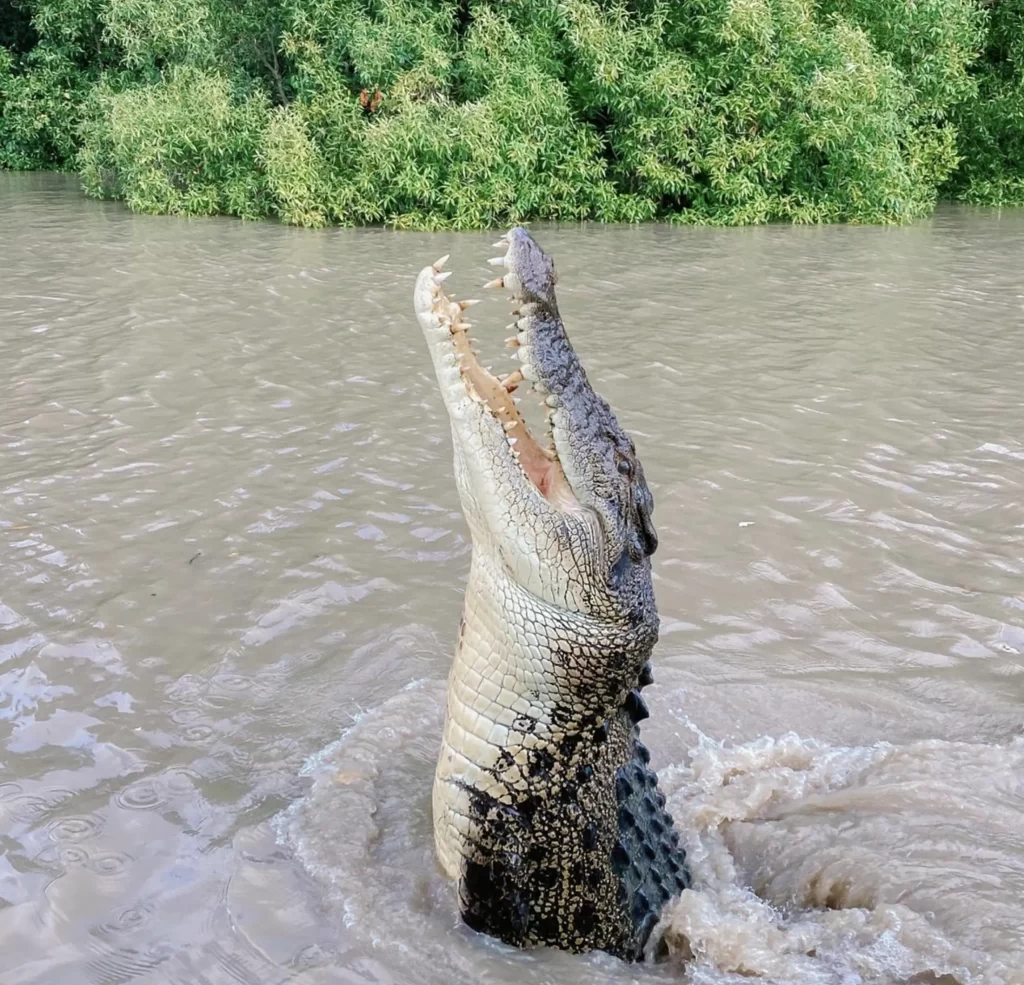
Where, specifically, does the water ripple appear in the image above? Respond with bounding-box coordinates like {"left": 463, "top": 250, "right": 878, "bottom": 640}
{"left": 2, "top": 175, "right": 1022, "bottom": 985}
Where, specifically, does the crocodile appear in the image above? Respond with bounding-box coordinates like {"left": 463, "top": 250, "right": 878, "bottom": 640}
{"left": 413, "top": 228, "right": 689, "bottom": 962}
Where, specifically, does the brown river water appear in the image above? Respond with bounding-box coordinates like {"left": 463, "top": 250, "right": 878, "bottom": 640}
{"left": 2, "top": 172, "right": 1023, "bottom": 985}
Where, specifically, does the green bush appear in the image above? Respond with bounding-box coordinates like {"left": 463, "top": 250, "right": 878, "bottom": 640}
{"left": 1, "top": 0, "right": 1021, "bottom": 226}
{"left": 78, "top": 67, "right": 272, "bottom": 217}
{"left": 0, "top": 43, "right": 91, "bottom": 169}
{"left": 557, "top": 0, "right": 965, "bottom": 224}
{"left": 946, "top": 0, "right": 1024, "bottom": 205}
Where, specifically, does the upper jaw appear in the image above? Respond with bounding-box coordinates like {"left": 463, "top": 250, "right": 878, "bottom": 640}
{"left": 488, "top": 230, "right": 632, "bottom": 524}
{"left": 488, "top": 230, "right": 660, "bottom": 604}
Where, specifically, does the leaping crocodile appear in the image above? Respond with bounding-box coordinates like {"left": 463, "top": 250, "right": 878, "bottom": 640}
{"left": 413, "top": 228, "right": 689, "bottom": 962}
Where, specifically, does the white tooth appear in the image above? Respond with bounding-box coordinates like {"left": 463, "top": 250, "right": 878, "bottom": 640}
{"left": 484, "top": 277, "right": 504, "bottom": 290}
{"left": 507, "top": 437, "right": 518, "bottom": 447}
{"left": 461, "top": 322, "right": 473, "bottom": 329}
{"left": 434, "top": 270, "right": 452, "bottom": 283}
{"left": 488, "top": 256, "right": 507, "bottom": 267}
{"left": 503, "top": 421, "right": 517, "bottom": 431}
{"left": 512, "top": 396, "right": 522, "bottom": 405}
{"left": 432, "top": 254, "right": 450, "bottom": 270}
{"left": 460, "top": 299, "right": 480, "bottom": 309}
{"left": 492, "top": 240, "right": 508, "bottom": 248}
{"left": 505, "top": 336, "right": 520, "bottom": 347}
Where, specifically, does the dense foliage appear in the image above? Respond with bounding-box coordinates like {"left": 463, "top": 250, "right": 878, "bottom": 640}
{"left": 1, "top": 0, "right": 1021, "bottom": 226}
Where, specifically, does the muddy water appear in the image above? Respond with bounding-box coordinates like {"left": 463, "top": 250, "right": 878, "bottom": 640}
{"left": 1, "top": 172, "right": 1023, "bottom": 985}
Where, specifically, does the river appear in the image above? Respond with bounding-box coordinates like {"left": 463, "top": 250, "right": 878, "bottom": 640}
{"left": 2, "top": 172, "right": 1023, "bottom": 985}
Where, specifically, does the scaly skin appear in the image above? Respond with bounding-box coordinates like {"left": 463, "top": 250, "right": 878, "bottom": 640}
{"left": 413, "top": 229, "right": 689, "bottom": 961}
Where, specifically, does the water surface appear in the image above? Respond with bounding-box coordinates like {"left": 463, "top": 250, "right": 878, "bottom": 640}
{"left": 2, "top": 173, "right": 1023, "bottom": 985}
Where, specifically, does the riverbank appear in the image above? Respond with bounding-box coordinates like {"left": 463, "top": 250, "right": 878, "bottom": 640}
{"left": 2, "top": 0, "right": 1023, "bottom": 230}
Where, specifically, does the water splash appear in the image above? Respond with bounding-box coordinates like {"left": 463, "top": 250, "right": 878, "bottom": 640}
{"left": 281, "top": 682, "right": 1024, "bottom": 985}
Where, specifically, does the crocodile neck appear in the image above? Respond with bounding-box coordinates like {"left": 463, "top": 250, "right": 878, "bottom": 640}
{"left": 432, "top": 552, "right": 688, "bottom": 960}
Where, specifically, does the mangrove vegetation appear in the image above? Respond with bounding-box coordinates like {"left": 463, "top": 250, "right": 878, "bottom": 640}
{"left": 1, "top": 0, "right": 1022, "bottom": 228}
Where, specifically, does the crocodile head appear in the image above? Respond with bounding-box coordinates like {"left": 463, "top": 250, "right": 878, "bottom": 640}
{"left": 413, "top": 227, "right": 659, "bottom": 632}
{"left": 414, "top": 228, "right": 687, "bottom": 962}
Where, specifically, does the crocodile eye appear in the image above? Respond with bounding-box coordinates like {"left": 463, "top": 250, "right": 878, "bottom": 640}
{"left": 617, "top": 458, "right": 633, "bottom": 477}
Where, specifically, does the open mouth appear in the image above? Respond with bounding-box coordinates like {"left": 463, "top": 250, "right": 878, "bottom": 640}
{"left": 423, "top": 237, "right": 575, "bottom": 505}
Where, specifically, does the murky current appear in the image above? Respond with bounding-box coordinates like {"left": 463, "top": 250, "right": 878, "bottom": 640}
{"left": 2, "top": 173, "right": 1023, "bottom": 985}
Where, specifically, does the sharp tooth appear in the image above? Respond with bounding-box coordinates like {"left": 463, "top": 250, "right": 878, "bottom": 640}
{"left": 492, "top": 240, "right": 508, "bottom": 248}
{"left": 461, "top": 322, "right": 473, "bottom": 329}
{"left": 542, "top": 446, "right": 557, "bottom": 460}
{"left": 488, "top": 256, "right": 507, "bottom": 267}
{"left": 505, "top": 336, "right": 520, "bottom": 347}
{"left": 459, "top": 299, "right": 480, "bottom": 309}
{"left": 432, "top": 254, "right": 450, "bottom": 271}
{"left": 503, "top": 421, "right": 517, "bottom": 432}
{"left": 507, "top": 437, "right": 518, "bottom": 447}
{"left": 434, "top": 270, "right": 452, "bottom": 283}
{"left": 484, "top": 277, "right": 504, "bottom": 289}
{"left": 501, "top": 370, "right": 524, "bottom": 391}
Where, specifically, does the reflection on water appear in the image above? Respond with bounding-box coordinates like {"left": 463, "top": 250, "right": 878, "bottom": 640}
{"left": 1, "top": 173, "right": 1023, "bottom": 985}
